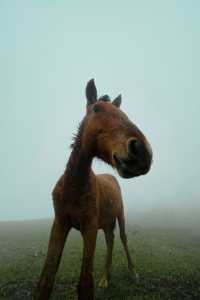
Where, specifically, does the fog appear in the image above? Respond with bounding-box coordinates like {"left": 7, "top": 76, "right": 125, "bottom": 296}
{"left": 1, "top": 1, "right": 200, "bottom": 229}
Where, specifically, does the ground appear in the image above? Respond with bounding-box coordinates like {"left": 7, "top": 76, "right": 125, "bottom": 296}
{"left": 0, "top": 218, "right": 199, "bottom": 300}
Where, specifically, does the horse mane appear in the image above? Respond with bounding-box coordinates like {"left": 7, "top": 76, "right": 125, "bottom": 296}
{"left": 70, "top": 94, "right": 110, "bottom": 149}
{"left": 70, "top": 120, "right": 85, "bottom": 149}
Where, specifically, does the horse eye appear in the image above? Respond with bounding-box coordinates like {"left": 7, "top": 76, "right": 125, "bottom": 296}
{"left": 93, "top": 104, "right": 102, "bottom": 113}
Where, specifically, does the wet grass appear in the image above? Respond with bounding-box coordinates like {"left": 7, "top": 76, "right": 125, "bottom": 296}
{"left": 0, "top": 219, "right": 200, "bottom": 299}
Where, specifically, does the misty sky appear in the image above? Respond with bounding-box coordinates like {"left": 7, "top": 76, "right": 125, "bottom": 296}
{"left": 0, "top": 1, "right": 200, "bottom": 220}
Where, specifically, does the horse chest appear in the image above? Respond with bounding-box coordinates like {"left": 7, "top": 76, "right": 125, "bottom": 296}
{"left": 65, "top": 201, "right": 98, "bottom": 231}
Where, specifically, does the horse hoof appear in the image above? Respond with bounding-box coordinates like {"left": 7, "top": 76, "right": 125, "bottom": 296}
{"left": 134, "top": 272, "right": 140, "bottom": 284}
{"left": 99, "top": 277, "right": 108, "bottom": 288}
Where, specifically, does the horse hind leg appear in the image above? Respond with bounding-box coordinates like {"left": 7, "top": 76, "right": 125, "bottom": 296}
{"left": 99, "top": 222, "right": 115, "bottom": 288}
{"left": 117, "top": 213, "right": 139, "bottom": 283}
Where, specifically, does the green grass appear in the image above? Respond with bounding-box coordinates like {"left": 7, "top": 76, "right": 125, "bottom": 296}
{"left": 0, "top": 219, "right": 200, "bottom": 300}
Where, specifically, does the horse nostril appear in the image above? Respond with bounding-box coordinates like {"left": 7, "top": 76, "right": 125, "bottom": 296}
{"left": 128, "top": 138, "right": 142, "bottom": 157}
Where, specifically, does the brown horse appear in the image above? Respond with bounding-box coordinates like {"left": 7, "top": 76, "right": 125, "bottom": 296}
{"left": 35, "top": 79, "right": 153, "bottom": 300}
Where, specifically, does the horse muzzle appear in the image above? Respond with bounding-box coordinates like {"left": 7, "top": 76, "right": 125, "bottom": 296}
{"left": 113, "top": 138, "right": 153, "bottom": 178}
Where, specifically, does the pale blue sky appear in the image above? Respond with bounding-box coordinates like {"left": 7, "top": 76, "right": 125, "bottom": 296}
{"left": 0, "top": 1, "right": 200, "bottom": 220}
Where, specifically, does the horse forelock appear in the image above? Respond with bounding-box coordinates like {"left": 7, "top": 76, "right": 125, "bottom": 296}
{"left": 98, "top": 95, "right": 111, "bottom": 102}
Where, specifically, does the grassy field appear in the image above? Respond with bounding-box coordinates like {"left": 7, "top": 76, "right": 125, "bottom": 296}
{"left": 0, "top": 218, "right": 200, "bottom": 300}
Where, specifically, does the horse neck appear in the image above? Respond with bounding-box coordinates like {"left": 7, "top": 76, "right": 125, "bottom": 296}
{"left": 63, "top": 142, "right": 93, "bottom": 197}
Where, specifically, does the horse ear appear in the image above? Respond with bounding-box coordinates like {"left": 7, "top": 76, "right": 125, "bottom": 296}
{"left": 112, "top": 94, "right": 122, "bottom": 108}
{"left": 85, "top": 79, "right": 97, "bottom": 105}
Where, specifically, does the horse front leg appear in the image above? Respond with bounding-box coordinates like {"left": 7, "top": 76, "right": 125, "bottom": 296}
{"left": 78, "top": 221, "right": 98, "bottom": 300}
{"left": 35, "top": 218, "right": 71, "bottom": 300}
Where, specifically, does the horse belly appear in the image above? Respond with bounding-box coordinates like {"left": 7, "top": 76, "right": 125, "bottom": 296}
{"left": 98, "top": 197, "right": 117, "bottom": 229}
{"left": 97, "top": 173, "right": 122, "bottom": 228}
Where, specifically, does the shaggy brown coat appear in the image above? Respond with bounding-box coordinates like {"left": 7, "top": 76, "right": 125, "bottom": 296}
{"left": 35, "top": 79, "right": 152, "bottom": 300}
